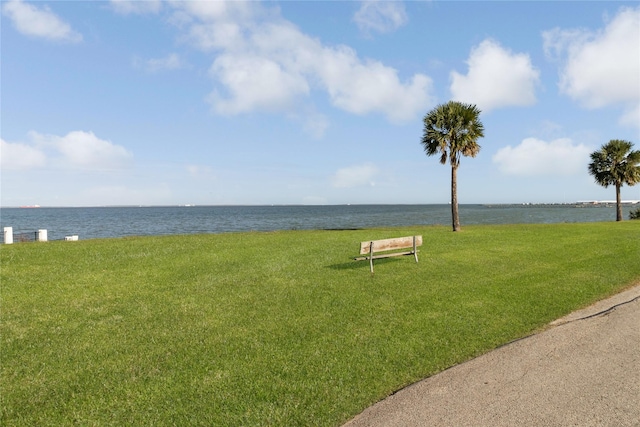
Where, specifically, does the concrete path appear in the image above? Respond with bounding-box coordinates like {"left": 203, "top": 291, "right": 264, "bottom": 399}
{"left": 343, "top": 285, "right": 640, "bottom": 427}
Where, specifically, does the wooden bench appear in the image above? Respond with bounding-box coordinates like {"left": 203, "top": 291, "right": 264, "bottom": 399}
{"left": 355, "top": 235, "right": 422, "bottom": 273}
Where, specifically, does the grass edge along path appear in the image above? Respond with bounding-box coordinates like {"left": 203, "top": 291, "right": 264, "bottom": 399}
{"left": 1, "top": 222, "right": 639, "bottom": 426}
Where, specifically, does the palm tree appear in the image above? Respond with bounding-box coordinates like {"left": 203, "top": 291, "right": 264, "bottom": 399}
{"left": 588, "top": 140, "right": 640, "bottom": 221}
{"left": 421, "top": 101, "right": 484, "bottom": 231}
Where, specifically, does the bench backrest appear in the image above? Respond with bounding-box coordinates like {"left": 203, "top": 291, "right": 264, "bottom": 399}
{"left": 359, "top": 235, "right": 423, "bottom": 255}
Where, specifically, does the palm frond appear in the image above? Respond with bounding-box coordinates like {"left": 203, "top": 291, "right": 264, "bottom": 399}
{"left": 588, "top": 139, "right": 640, "bottom": 188}
{"left": 420, "top": 101, "right": 484, "bottom": 167}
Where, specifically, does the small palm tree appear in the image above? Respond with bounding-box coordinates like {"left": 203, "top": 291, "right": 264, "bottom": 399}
{"left": 421, "top": 101, "right": 484, "bottom": 231}
{"left": 588, "top": 139, "right": 640, "bottom": 221}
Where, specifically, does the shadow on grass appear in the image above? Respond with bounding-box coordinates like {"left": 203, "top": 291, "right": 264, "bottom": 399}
{"left": 327, "top": 257, "right": 406, "bottom": 271}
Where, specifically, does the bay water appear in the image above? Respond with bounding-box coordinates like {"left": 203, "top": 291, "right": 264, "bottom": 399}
{"left": 0, "top": 204, "right": 635, "bottom": 242}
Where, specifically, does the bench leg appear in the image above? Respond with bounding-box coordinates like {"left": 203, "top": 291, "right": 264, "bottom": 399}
{"left": 369, "top": 241, "right": 374, "bottom": 273}
{"left": 413, "top": 236, "right": 418, "bottom": 263}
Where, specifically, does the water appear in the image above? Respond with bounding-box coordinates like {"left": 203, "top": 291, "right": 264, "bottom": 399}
{"left": 0, "top": 204, "right": 636, "bottom": 242}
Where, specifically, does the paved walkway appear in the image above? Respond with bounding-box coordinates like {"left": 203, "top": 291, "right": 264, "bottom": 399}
{"left": 343, "top": 285, "right": 640, "bottom": 427}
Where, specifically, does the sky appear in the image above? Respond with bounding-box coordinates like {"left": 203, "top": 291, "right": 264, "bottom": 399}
{"left": 1, "top": 0, "right": 639, "bottom": 207}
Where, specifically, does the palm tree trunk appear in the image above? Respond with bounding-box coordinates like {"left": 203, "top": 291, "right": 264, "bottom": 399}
{"left": 451, "top": 165, "right": 460, "bottom": 231}
{"left": 616, "top": 182, "right": 623, "bottom": 221}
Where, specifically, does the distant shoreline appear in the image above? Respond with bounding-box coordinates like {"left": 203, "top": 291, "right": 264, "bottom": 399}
{"left": 2, "top": 201, "right": 638, "bottom": 209}
{"left": 2, "top": 204, "right": 638, "bottom": 242}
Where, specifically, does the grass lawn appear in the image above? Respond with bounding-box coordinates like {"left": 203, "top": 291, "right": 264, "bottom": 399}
{"left": 1, "top": 222, "right": 639, "bottom": 426}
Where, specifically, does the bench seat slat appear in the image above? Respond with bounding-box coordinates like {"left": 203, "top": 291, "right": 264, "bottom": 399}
{"left": 355, "top": 235, "right": 422, "bottom": 273}
{"left": 359, "top": 235, "right": 423, "bottom": 255}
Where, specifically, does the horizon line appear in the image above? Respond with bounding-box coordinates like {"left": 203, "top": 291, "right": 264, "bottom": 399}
{"left": 2, "top": 201, "right": 639, "bottom": 209}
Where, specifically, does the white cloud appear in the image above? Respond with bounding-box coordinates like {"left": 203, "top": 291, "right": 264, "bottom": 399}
{"left": 185, "top": 21, "right": 245, "bottom": 51}
{"left": 134, "top": 53, "right": 185, "bottom": 72}
{"left": 353, "top": 1, "right": 408, "bottom": 35}
{"left": 0, "top": 138, "right": 46, "bottom": 171}
{"left": 450, "top": 39, "right": 540, "bottom": 112}
{"left": 331, "top": 163, "right": 379, "bottom": 188}
{"left": 171, "top": 0, "right": 253, "bottom": 23}
{"left": 172, "top": 1, "right": 433, "bottom": 123}
{"left": 492, "top": 138, "right": 591, "bottom": 176}
{"left": 110, "top": 0, "right": 162, "bottom": 15}
{"left": 209, "top": 53, "right": 311, "bottom": 114}
{"left": 30, "top": 131, "right": 133, "bottom": 170}
{"left": 317, "top": 47, "right": 433, "bottom": 122}
{"left": 173, "top": 1, "right": 257, "bottom": 50}
{"left": 2, "top": 0, "right": 82, "bottom": 43}
{"left": 543, "top": 6, "right": 640, "bottom": 126}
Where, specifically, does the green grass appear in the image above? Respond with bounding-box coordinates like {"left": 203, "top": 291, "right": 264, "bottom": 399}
{"left": 1, "top": 222, "right": 639, "bottom": 426}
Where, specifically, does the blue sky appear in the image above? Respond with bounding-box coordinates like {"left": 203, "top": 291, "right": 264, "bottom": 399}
{"left": 2, "top": 0, "right": 639, "bottom": 207}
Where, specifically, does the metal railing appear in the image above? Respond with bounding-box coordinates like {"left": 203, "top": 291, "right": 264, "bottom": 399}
{"left": 3, "top": 228, "right": 49, "bottom": 244}
{"left": 14, "top": 231, "right": 37, "bottom": 243}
